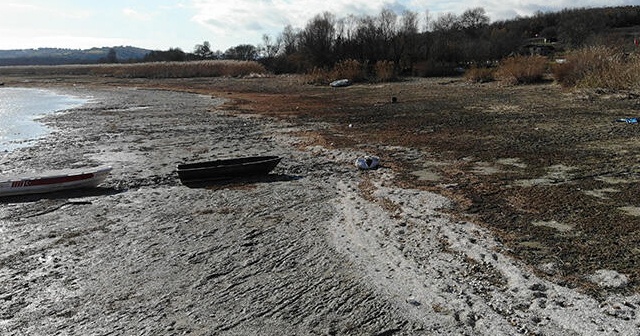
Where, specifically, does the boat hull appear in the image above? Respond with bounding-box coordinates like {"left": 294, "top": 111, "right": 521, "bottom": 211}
{"left": 0, "top": 166, "right": 112, "bottom": 197}
{"left": 176, "top": 156, "right": 281, "bottom": 185}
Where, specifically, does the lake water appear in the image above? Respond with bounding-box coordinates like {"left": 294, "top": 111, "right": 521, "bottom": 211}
{"left": 0, "top": 88, "right": 87, "bottom": 152}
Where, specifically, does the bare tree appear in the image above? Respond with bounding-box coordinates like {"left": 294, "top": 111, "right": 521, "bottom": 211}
{"left": 299, "top": 12, "right": 337, "bottom": 68}
{"left": 401, "top": 11, "right": 419, "bottom": 35}
{"left": 397, "top": 10, "right": 420, "bottom": 70}
{"left": 260, "top": 34, "right": 280, "bottom": 58}
{"left": 423, "top": 10, "right": 433, "bottom": 32}
{"left": 224, "top": 44, "right": 258, "bottom": 60}
{"left": 460, "top": 7, "right": 490, "bottom": 31}
{"left": 379, "top": 8, "right": 398, "bottom": 43}
{"left": 280, "top": 25, "right": 299, "bottom": 55}
{"left": 193, "top": 41, "right": 214, "bottom": 59}
{"left": 433, "top": 12, "right": 460, "bottom": 31}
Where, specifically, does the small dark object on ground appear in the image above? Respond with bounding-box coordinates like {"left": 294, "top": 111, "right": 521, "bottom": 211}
{"left": 355, "top": 155, "right": 380, "bottom": 170}
{"left": 616, "top": 118, "right": 638, "bottom": 124}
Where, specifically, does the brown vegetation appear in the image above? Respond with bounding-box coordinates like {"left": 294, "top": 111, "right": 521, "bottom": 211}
{"left": 464, "top": 66, "right": 495, "bottom": 83}
{"left": 553, "top": 46, "right": 640, "bottom": 90}
{"left": 373, "top": 60, "right": 396, "bottom": 82}
{"left": 304, "top": 59, "right": 397, "bottom": 85}
{"left": 495, "top": 55, "right": 549, "bottom": 84}
{"left": 92, "top": 60, "right": 267, "bottom": 78}
{"left": 0, "top": 60, "right": 267, "bottom": 79}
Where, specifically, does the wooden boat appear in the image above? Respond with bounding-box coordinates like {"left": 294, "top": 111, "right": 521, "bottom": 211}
{"left": 0, "top": 166, "right": 112, "bottom": 197}
{"left": 176, "top": 156, "right": 281, "bottom": 185}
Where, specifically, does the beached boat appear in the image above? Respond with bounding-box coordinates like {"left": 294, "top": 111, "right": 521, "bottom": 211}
{"left": 176, "top": 156, "right": 281, "bottom": 185}
{"left": 0, "top": 166, "right": 112, "bottom": 197}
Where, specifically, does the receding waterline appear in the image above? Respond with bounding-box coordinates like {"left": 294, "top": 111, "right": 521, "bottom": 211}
{"left": 0, "top": 88, "right": 87, "bottom": 152}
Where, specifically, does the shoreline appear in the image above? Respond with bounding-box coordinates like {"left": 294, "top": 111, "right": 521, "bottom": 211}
{"left": 0, "top": 87, "right": 88, "bottom": 154}
{"left": 0, "top": 82, "right": 639, "bottom": 334}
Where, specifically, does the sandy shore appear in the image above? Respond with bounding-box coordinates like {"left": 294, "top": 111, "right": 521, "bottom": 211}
{"left": 0, "top": 85, "right": 639, "bottom": 335}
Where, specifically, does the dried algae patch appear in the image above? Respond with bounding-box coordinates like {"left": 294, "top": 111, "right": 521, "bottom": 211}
{"left": 411, "top": 169, "right": 442, "bottom": 181}
{"left": 532, "top": 220, "right": 574, "bottom": 233}
{"left": 618, "top": 206, "right": 640, "bottom": 217}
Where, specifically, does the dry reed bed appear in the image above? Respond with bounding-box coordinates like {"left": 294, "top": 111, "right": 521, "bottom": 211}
{"left": 553, "top": 46, "right": 640, "bottom": 90}
{"left": 2, "top": 46, "right": 639, "bottom": 89}
{"left": 305, "top": 59, "right": 397, "bottom": 84}
{"left": 464, "top": 46, "right": 640, "bottom": 91}
{"left": 0, "top": 60, "right": 267, "bottom": 78}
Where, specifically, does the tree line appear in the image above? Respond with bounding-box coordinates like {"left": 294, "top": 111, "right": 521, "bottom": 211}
{"left": 8, "top": 6, "right": 637, "bottom": 75}
{"left": 62, "top": 5, "right": 640, "bottom": 77}
{"left": 210, "top": 5, "right": 639, "bottom": 76}
{"left": 247, "top": 5, "right": 640, "bottom": 76}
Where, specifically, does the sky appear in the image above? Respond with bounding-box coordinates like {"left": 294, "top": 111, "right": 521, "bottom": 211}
{"left": 0, "top": 0, "right": 638, "bottom": 52}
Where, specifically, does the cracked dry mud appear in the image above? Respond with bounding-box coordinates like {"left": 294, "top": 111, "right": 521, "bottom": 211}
{"left": 0, "top": 82, "right": 639, "bottom": 335}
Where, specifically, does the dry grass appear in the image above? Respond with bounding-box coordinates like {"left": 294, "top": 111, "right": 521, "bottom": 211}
{"left": 93, "top": 60, "right": 267, "bottom": 78}
{"left": 464, "top": 66, "right": 495, "bottom": 83}
{"left": 332, "top": 59, "right": 367, "bottom": 82}
{"left": 0, "top": 60, "right": 267, "bottom": 78}
{"left": 373, "top": 60, "right": 396, "bottom": 82}
{"left": 553, "top": 46, "right": 640, "bottom": 90}
{"left": 305, "top": 59, "right": 396, "bottom": 85}
{"left": 304, "top": 67, "right": 332, "bottom": 85}
{"left": 495, "top": 55, "right": 548, "bottom": 84}
{"left": 305, "top": 59, "right": 367, "bottom": 85}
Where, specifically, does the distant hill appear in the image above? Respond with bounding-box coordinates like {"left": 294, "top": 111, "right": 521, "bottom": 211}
{"left": 0, "top": 46, "right": 152, "bottom": 66}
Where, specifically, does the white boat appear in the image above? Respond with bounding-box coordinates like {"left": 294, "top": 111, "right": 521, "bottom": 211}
{"left": 0, "top": 166, "right": 112, "bottom": 197}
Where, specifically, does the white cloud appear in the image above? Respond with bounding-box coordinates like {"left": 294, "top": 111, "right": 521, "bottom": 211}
{"left": 122, "top": 8, "right": 153, "bottom": 21}
{"left": 0, "top": 0, "right": 635, "bottom": 51}
{"left": 189, "top": 0, "right": 418, "bottom": 49}
{"left": 187, "top": 0, "right": 637, "bottom": 50}
{"left": 4, "top": 3, "right": 39, "bottom": 11}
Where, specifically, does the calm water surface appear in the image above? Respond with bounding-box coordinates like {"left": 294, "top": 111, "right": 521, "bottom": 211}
{"left": 0, "top": 88, "right": 86, "bottom": 152}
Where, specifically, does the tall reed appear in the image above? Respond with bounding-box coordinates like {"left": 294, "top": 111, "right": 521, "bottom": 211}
{"left": 553, "top": 46, "right": 640, "bottom": 90}
{"left": 90, "top": 60, "right": 267, "bottom": 78}
{"left": 495, "top": 55, "right": 548, "bottom": 85}
{"left": 0, "top": 60, "right": 267, "bottom": 78}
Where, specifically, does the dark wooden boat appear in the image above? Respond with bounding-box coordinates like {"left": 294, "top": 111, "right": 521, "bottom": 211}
{"left": 176, "top": 156, "right": 281, "bottom": 185}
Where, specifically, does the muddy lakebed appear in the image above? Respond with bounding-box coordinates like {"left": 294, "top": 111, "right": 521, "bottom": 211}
{"left": 0, "top": 76, "right": 639, "bottom": 335}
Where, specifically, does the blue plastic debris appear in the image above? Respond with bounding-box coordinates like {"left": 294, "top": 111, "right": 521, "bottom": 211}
{"left": 616, "top": 118, "right": 638, "bottom": 124}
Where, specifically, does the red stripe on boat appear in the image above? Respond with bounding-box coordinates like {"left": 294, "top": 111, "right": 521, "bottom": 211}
{"left": 12, "top": 173, "right": 94, "bottom": 188}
